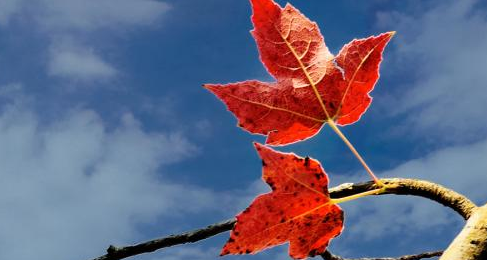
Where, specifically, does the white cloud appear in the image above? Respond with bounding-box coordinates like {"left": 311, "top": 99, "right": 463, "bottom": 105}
{"left": 0, "top": 98, "right": 224, "bottom": 260}
{"left": 377, "top": 0, "right": 487, "bottom": 143}
{"left": 150, "top": 246, "right": 221, "bottom": 260}
{"left": 335, "top": 137, "right": 487, "bottom": 242}
{"left": 338, "top": 1, "right": 487, "bottom": 252}
{"left": 36, "top": 0, "right": 170, "bottom": 32}
{"left": 0, "top": 82, "right": 24, "bottom": 100}
{"left": 148, "top": 244, "right": 292, "bottom": 260}
{"left": 1, "top": 0, "right": 170, "bottom": 83}
{"left": 0, "top": 0, "right": 21, "bottom": 26}
{"left": 1, "top": 0, "right": 169, "bottom": 31}
{"left": 48, "top": 42, "right": 117, "bottom": 81}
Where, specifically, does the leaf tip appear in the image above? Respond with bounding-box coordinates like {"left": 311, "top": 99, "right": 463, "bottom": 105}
{"left": 220, "top": 245, "right": 233, "bottom": 256}
{"left": 253, "top": 142, "right": 264, "bottom": 151}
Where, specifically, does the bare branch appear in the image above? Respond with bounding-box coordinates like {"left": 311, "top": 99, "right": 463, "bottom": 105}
{"left": 91, "top": 219, "right": 236, "bottom": 260}
{"left": 89, "top": 178, "right": 475, "bottom": 260}
{"left": 320, "top": 250, "right": 443, "bottom": 260}
{"left": 439, "top": 203, "right": 487, "bottom": 260}
{"left": 330, "top": 178, "right": 476, "bottom": 220}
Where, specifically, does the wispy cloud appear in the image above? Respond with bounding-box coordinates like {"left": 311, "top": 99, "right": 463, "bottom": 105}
{"left": 148, "top": 244, "right": 292, "bottom": 260}
{"left": 0, "top": 0, "right": 22, "bottom": 26}
{"left": 0, "top": 88, "right": 221, "bottom": 260}
{"left": 36, "top": 0, "right": 170, "bottom": 32}
{"left": 0, "top": 82, "right": 287, "bottom": 260}
{"left": 0, "top": 0, "right": 170, "bottom": 31}
{"left": 48, "top": 42, "right": 117, "bottom": 81}
{"left": 328, "top": 0, "right": 487, "bottom": 246}
{"left": 0, "top": 0, "right": 170, "bottom": 83}
{"left": 149, "top": 246, "right": 221, "bottom": 260}
{"left": 377, "top": 0, "right": 487, "bottom": 143}
{"left": 330, "top": 137, "right": 487, "bottom": 256}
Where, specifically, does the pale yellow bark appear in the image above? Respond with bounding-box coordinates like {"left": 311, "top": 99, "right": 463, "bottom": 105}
{"left": 440, "top": 204, "right": 487, "bottom": 260}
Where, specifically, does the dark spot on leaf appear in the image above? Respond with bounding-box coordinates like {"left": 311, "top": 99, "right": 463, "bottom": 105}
{"left": 261, "top": 160, "right": 267, "bottom": 166}
{"left": 304, "top": 157, "right": 310, "bottom": 167}
{"left": 322, "top": 216, "right": 330, "bottom": 223}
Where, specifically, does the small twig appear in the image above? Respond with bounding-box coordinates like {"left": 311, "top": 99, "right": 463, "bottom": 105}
{"left": 89, "top": 178, "right": 475, "bottom": 260}
{"left": 92, "top": 219, "right": 236, "bottom": 260}
{"left": 320, "top": 250, "right": 443, "bottom": 260}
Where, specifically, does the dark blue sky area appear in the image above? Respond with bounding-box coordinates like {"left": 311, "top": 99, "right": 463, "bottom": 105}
{"left": 0, "top": 1, "right": 486, "bottom": 260}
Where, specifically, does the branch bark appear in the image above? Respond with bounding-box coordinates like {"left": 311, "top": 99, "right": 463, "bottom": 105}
{"left": 439, "top": 203, "right": 487, "bottom": 260}
{"left": 329, "top": 178, "right": 476, "bottom": 219}
{"left": 89, "top": 178, "right": 476, "bottom": 260}
{"left": 91, "top": 219, "right": 236, "bottom": 260}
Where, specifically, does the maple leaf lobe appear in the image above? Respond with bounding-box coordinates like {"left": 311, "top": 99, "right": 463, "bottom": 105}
{"left": 204, "top": 81, "right": 325, "bottom": 145}
{"left": 332, "top": 31, "right": 396, "bottom": 125}
{"left": 221, "top": 143, "right": 344, "bottom": 259}
{"left": 250, "top": 0, "right": 334, "bottom": 88}
{"left": 205, "top": 0, "right": 394, "bottom": 146}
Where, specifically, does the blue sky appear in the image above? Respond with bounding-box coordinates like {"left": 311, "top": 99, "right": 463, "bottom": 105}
{"left": 0, "top": 0, "right": 486, "bottom": 259}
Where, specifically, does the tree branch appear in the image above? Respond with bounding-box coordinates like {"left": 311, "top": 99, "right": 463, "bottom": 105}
{"left": 91, "top": 219, "right": 236, "bottom": 260}
{"left": 89, "top": 178, "right": 475, "bottom": 260}
{"left": 329, "top": 178, "right": 476, "bottom": 219}
{"left": 439, "top": 203, "right": 487, "bottom": 260}
{"left": 320, "top": 250, "right": 443, "bottom": 260}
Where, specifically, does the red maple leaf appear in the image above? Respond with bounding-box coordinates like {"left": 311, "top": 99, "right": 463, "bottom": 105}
{"left": 221, "top": 143, "right": 343, "bottom": 259}
{"left": 205, "top": 0, "right": 394, "bottom": 145}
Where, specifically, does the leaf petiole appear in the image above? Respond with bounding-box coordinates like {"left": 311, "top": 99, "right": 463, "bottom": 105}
{"left": 330, "top": 188, "right": 384, "bottom": 204}
{"left": 326, "top": 119, "right": 384, "bottom": 187}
